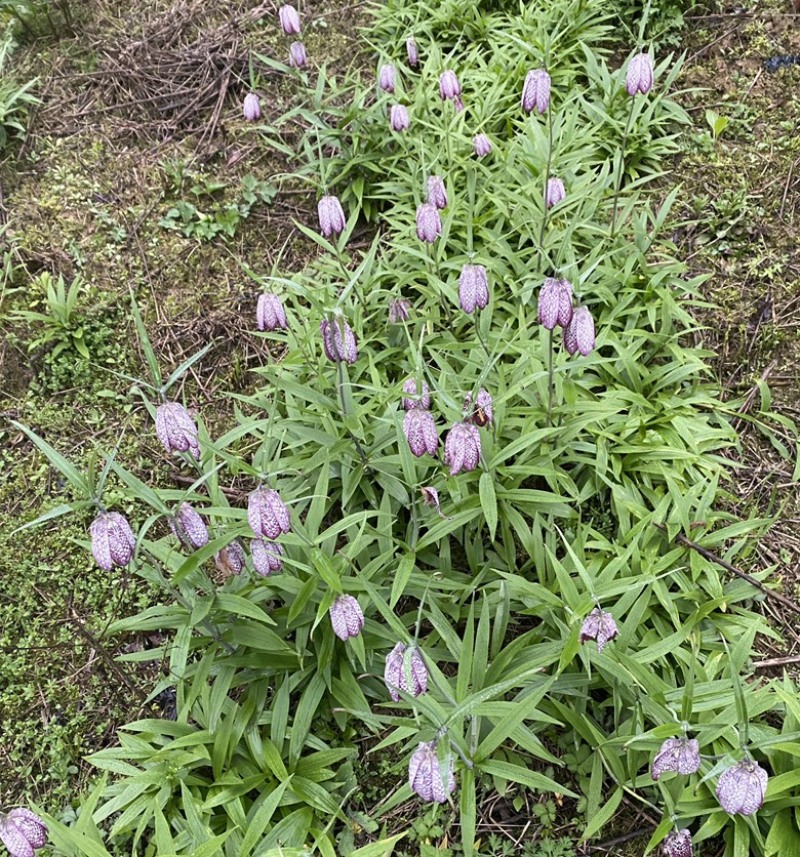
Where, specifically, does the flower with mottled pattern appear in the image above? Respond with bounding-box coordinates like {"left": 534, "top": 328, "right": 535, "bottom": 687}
{"left": 215, "top": 540, "right": 245, "bottom": 576}
{"left": 329, "top": 594, "right": 364, "bottom": 640}
{"left": 257, "top": 292, "right": 287, "bottom": 331}
{"left": 278, "top": 4, "right": 300, "bottom": 35}
{"left": 444, "top": 422, "right": 481, "bottom": 475}
{"left": 155, "top": 402, "right": 200, "bottom": 459}
{"left": 242, "top": 92, "right": 261, "bottom": 121}
{"left": 289, "top": 41, "right": 307, "bottom": 68}
{"left": 384, "top": 642, "right": 428, "bottom": 701}
{"left": 579, "top": 607, "right": 618, "bottom": 653}
{"left": 248, "top": 487, "right": 291, "bottom": 540}
{"left": 390, "top": 103, "right": 409, "bottom": 132}
{"left": 409, "top": 742, "right": 456, "bottom": 803}
{"left": 320, "top": 318, "right": 358, "bottom": 363}
{"left": 439, "top": 70, "right": 460, "bottom": 101}
{"left": 472, "top": 133, "right": 492, "bottom": 157}
{"left": 521, "top": 68, "right": 551, "bottom": 114}
{"left": 546, "top": 177, "right": 565, "bottom": 207}
{"left": 379, "top": 63, "right": 396, "bottom": 93}
{"left": 90, "top": 512, "right": 136, "bottom": 570}
{"left": 564, "top": 306, "right": 595, "bottom": 356}
{"left": 538, "top": 278, "right": 573, "bottom": 330}
{"left": 426, "top": 176, "right": 447, "bottom": 210}
{"left": 716, "top": 760, "right": 768, "bottom": 815}
{"left": 317, "top": 194, "right": 346, "bottom": 238}
{"left": 0, "top": 808, "right": 48, "bottom": 857}
{"left": 661, "top": 830, "right": 693, "bottom": 857}
{"left": 406, "top": 37, "right": 419, "bottom": 68}
{"left": 169, "top": 503, "right": 209, "bottom": 551}
{"left": 626, "top": 52, "right": 654, "bottom": 96}
{"left": 402, "top": 378, "right": 431, "bottom": 411}
{"left": 416, "top": 203, "right": 442, "bottom": 243}
{"left": 251, "top": 538, "right": 285, "bottom": 576}
{"left": 652, "top": 737, "right": 701, "bottom": 780}
{"left": 458, "top": 264, "right": 489, "bottom": 314}
{"left": 403, "top": 409, "right": 438, "bottom": 457}
{"left": 421, "top": 486, "right": 442, "bottom": 513}
{"left": 389, "top": 298, "right": 411, "bottom": 323}
{"left": 464, "top": 388, "right": 493, "bottom": 428}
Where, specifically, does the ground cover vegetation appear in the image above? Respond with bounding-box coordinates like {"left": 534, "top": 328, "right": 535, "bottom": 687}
{"left": 2, "top": 0, "right": 800, "bottom": 855}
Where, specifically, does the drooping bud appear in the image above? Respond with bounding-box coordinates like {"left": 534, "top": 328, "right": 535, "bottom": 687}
{"left": 242, "top": 92, "right": 261, "bottom": 121}
{"left": 215, "top": 539, "right": 246, "bottom": 577}
{"left": 444, "top": 422, "right": 481, "bottom": 475}
{"left": 379, "top": 63, "right": 396, "bottom": 93}
{"left": 546, "top": 177, "right": 565, "bottom": 208}
{"left": 389, "top": 103, "right": 410, "bottom": 132}
{"left": 579, "top": 607, "right": 619, "bottom": 653}
{"left": 464, "top": 388, "right": 493, "bottom": 428}
{"left": 317, "top": 194, "right": 346, "bottom": 238}
{"left": 388, "top": 298, "right": 411, "bottom": 323}
{"left": 661, "top": 830, "right": 693, "bottom": 857}
{"left": 406, "top": 37, "right": 419, "bottom": 69}
{"left": 155, "top": 402, "right": 200, "bottom": 459}
{"left": 652, "top": 738, "right": 701, "bottom": 780}
{"left": 421, "top": 486, "right": 442, "bottom": 514}
{"left": 453, "top": 95, "right": 465, "bottom": 112}
{"left": 329, "top": 594, "right": 365, "bottom": 640}
{"left": 716, "top": 760, "right": 768, "bottom": 816}
{"left": 439, "top": 70, "right": 461, "bottom": 101}
{"left": 320, "top": 318, "right": 358, "bottom": 364}
{"left": 458, "top": 264, "right": 489, "bottom": 314}
{"left": 402, "top": 378, "right": 431, "bottom": 411}
{"left": 257, "top": 292, "right": 288, "bottom": 331}
{"left": 90, "top": 512, "right": 136, "bottom": 571}
{"left": 384, "top": 642, "right": 428, "bottom": 701}
{"left": 521, "top": 68, "right": 551, "bottom": 114}
{"left": 169, "top": 503, "right": 209, "bottom": 551}
{"left": 403, "top": 409, "right": 439, "bottom": 458}
{"left": 289, "top": 41, "right": 307, "bottom": 68}
{"left": 426, "top": 176, "right": 448, "bottom": 210}
{"left": 415, "top": 202, "right": 442, "bottom": 243}
{"left": 0, "top": 808, "right": 48, "bottom": 857}
{"left": 472, "top": 133, "right": 492, "bottom": 157}
{"left": 409, "top": 741, "right": 456, "bottom": 803}
{"left": 247, "top": 487, "right": 291, "bottom": 540}
{"left": 538, "top": 278, "right": 573, "bottom": 330}
{"left": 278, "top": 4, "right": 301, "bottom": 35}
{"left": 564, "top": 306, "right": 595, "bottom": 356}
{"left": 251, "top": 538, "right": 285, "bottom": 576}
{"left": 626, "top": 52, "right": 654, "bottom": 96}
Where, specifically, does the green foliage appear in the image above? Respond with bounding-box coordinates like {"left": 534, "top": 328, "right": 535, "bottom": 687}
{"left": 0, "top": 26, "right": 38, "bottom": 149}
{"left": 0, "top": 0, "right": 74, "bottom": 40}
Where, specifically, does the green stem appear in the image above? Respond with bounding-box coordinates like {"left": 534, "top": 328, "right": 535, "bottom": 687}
{"left": 610, "top": 97, "right": 636, "bottom": 236}
{"left": 546, "top": 328, "right": 555, "bottom": 426}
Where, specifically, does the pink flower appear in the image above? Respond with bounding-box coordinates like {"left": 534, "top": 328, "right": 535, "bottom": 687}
{"left": 247, "top": 487, "right": 291, "bottom": 540}
{"left": 626, "top": 52, "right": 654, "bottom": 96}
{"left": 257, "top": 292, "right": 288, "bottom": 331}
{"left": 521, "top": 68, "right": 551, "bottom": 114}
{"left": 426, "top": 175, "right": 448, "bottom": 210}
{"left": 444, "top": 422, "right": 481, "bottom": 475}
{"left": 242, "top": 92, "right": 261, "bottom": 121}
{"left": 388, "top": 298, "right": 411, "bottom": 323}
{"left": 579, "top": 607, "right": 618, "bottom": 653}
{"left": 0, "top": 808, "right": 48, "bottom": 857}
{"left": 407, "top": 37, "right": 419, "bottom": 68}
{"left": 329, "top": 594, "right": 364, "bottom": 640}
{"left": 90, "top": 512, "right": 136, "bottom": 570}
{"left": 390, "top": 103, "right": 409, "bottom": 132}
{"left": 402, "top": 378, "right": 431, "bottom": 411}
{"left": 439, "top": 70, "right": 460, "bottom": 101}
{"left": 464, "top": 388, "right": 493, "bottom": 428}
{"left": 317, "top": 194, "right": 346, "bottom": 238}
{"left": 661, "top": 830, "right": 693, "bottom": 857}
{"left": 215, "top": 540, "right": 246, "bottom": 576}
{"left": 652, "top": 738, "right": 701, "bottom": 780}
{"left": 169, "top": 503, "right": 209, "bottom": 551}
{"left": 155, "top": 402, "right": 200, "bottom": 459}
{"left": 716, "top": 760, "right": 768, "bottom": 816}
{"left": 472, "top": 133, "right": 492, "bottom": 157}
{"left": 289, "top": 41, "right": 307, "bottom": 68}
{"left": 416, "top": 202, "right": 442, "bottom": 243}
{"left": 409, "top": 742, "right": 456, "bottom": 803}
{"left": 251, "top": 539, "right": 285, "bottom": 576}
{"left": 538, "top": 278, "right": 573, "bottom": 330}
{"left": 379, "top": 63, "right": 396, "bottom": 93}
{"left": 458, "top": 264, "right": 489, "bottom": 314}
{"left": 278, "top": 4, "right": 301, "bottom": 35}
{"left": 320, "top": 317, "right": 358, "bottom": 363}
{"left": 420, "top": 486, "right": 442, "bottom": 513}
{"left": 384, "top": 642, "right": 428, "bottom": 701}
{"left": 546, "top": 177, "right": 565, "bottom": 207}
{"left": 403, "top": 409, "right": 438, "bottom": 457}
{"left": 564, "top": 306, "right": 595, "bottom": 356}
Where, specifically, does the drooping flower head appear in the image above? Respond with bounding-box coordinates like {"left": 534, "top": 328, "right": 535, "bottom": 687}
{"left": 169, "top": 502, "right": 209, "bottom": 551}
{"left": 421, "top": 486, "right": 442, "bottom": 513}
{"left": 278, "top": 4, "right": 301, "bottom": 35}
{"left": 215, "top": 540, "right": 246, "bottom": 577}
{"left": 289, "top": 41, "right": 307, "bottom": 68}
{"left": 329, "top": 594, "right": 365, "bottom": 640}
{"left": 472, "top": 133, "right": 492, "bottom": 157}
{"left": 652, "top": 737, "right": 701, "bottom": 780}
{"left": 444, "top": 422, "right": 481, "bottom": 475}
{"left": 389, "top": 103, "right": 410, "bottom": 132}
{"left": 406, "top": 37, "right": 419, "bottom": 68}
{"left": 257, "top": 292, "right": 288, "bottom": 331}
{"left": 464, "top": 388, "right": 493, "bottom": 428}
{"left": 409, "top": 741, "right": 456, "bottom": 803}
{"left": 247, "top": 487, "right": 291, "bottom": 540}
{"left": 546, "top": 177, "right": 566, "bottom": 208}
{"left": 251, "top": 538, "right": 285, "bottom": 576}
{"left": 402, "top": 378, "right": 431, "bottom": 411}
{"left": 320, "top": 318, "right": 358, "bottom": 364}
{"left": 716, "top": 760, "right": 768, "bottom": 816}
{"left": 384, "top": 642, "right": 428, "bottom": 701}
{"left": 521, "top": 68, "right": 551, "bottom": 114}
{"left": 242, "top": 92, "right": 261, "bottom": 121}
{"left": 661, "top": 830, "right": 693, "bottom": 857}
{"left": 416, "top": 203, "right": 442, "bottom": 243}
{"left": 155, "top": 402, "right": 200, "bottom": 459}
{"left": 388, "top": 298, "right": 411, "bottom": 324}
{"left": 439, "top": 70, "right": 461, "bottom": 101}
{"left": 626, "top": 52, "right": 654, "bottom": 96}
{"left": 579, "top": 607, "right": 618, "bottom": 653}
{"left": 317, "top": 194, "right": 346, "bottom": 238}
{"left": 538, "top": 277, "right": 573, "bottom": 330}
{"left": 0, "top": 808, "right": 48, "bottom": 857}
{"left": 90, "top": 512, "right": 136, "bottom": 571}
{"left": 426, "top": 175, "right": 448, "bottom": 210}
{"left": 458, "top": 264, "right": 489, "bottom": 314}
{"left": 403, "top": 409, "right": 439, "bottom": 458}
{"left": 564, "top": 306, "right": 595, "bottom": 356}
{"left": 379, "top": 63, "right": 396, "bottom": 93}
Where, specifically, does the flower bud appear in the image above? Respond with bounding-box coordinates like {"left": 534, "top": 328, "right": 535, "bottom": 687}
{"left": 289, "top": 40, "right": 307, "bottom": 68}
{"left": 388, "top": 298, "right": 411, "bottom": 323}
{"left": 472, "top": 133, "right": 492, "bottom": 157}
{"left": 320, "top": 318, "right": 358, "bottom": 364}
{"left": 579, "top": 607, "right": 618, "bottom": 653}
{"left": 415, "top": 202, "right": 442, "bottom": 243}
{"left": 257, "top": 292, "right": 288, "bottom": 331}
{"left": 406, "top": 37, "right": 419, "bottom": 68}
{"left": 464, "top": 388, "right": 493, "bottom": 428}
{"left": 242, "top": 92, "right": 261, "bottom": 121}
{"left": 458, "top": 263, "right": 489, "bottom": 314}
{"left": 403, "top": 409, "right": 439, "bottom": 458}
{"left": 329, "top": 594, "right": 364, "bottom": 640}
{"left": 389, "top": 103, "right": 409, "bottom": 132}
{"left": 251, "top": 538, "right": 285, "bottom": 576}
{"left": 444, "top": 422, "right": 481, "bottom": 475}
{"left": 661, "top": 830, "right": 693, "bottom": 857}
{"left": 379, "top": 63, "right": 396, "bottom": 93}
{"left": 564, "top": 306, "right": 595, "bottom": 356}
{"left": 0, "top": 808, "right": 48, "bottom": 857}
{"left": 90, "top": 512, "right": 136, "bottom": 571}
{"left": 402, "top": 378, "right": 431, "bottom": 411}
{"left": 453, "top": 94, "right": 465, "bottom": 112}
{"left": 426, "top": 176, "right": 447, "bottom": 210}
{"left": 409, "top": 741, "right": 456, "bottom": 803}
{"left": 317, "top": 194, "right": 346, "bottom": 238}
{"left": 421, "top": 486, "right": 442, "bottom": 513}
{"left": 384, "top": 642, "right": 428, "bottom": 701}
{"left": 439, "top": 70, "right": 461, "bottom": 101}
{"left": 546, "top": 177, "right": 565, "bottom": 208}
{"left": 652, "top": 738, "right": 701, "bottom": 780}
{"left": 538, "top": 278, "right": 573, "bottom": 330}
{"left": 521, "top": 68, "right": 551, "bottom": 114}
{"left": 248, "top": 487, "right": 291, "bottom": 540}
{"left": 278, "top": 4, "right": 301, "bottom": 35}
{"left": 626, "top": 52, "right": 654, "bottom": 96}
{"left": 215, "top": 539, "right": 246, "bottom": 576}
{"left": 716, "top": 760, "right": 768, "bottom": 816}
{"left": 169, "top": 503, "right": 209, "bottom": 551}
{"left": 155, "top": 402, "right": 200, "bottom": 459}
